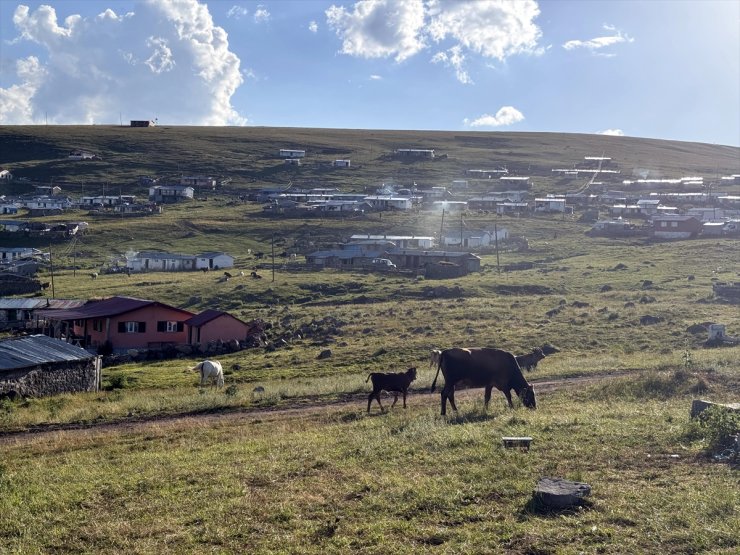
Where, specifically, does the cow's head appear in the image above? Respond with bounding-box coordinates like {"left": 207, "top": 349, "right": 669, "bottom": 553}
{"left": 519, "top": 385, "right": 537, "bottom": 409}
{"left": 406, "top": 367, "right": 418, "bottom": 381}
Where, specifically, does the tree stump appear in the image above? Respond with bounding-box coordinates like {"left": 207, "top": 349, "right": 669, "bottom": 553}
{"left": 534, "top": 477, "right": 591, "bottom": 509}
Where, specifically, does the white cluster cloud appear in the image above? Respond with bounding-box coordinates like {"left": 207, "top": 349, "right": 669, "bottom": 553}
{"left": 598, "top": 128, "right": 625, "bottom": 136}
{"left": 563, "top": 25, "right": 633, "bottom": 54}
{"left": 227, "top": 5, "right": 248, "bottom": 20}
{"left": 253, "top": 6, "right": 271, "bottom": 23}
{"left": 431, "top": 45, "right": 472, "bottom": 84}
{"left": 0, "top": 0, "right": 245, "bottom": 125}
{"left": 326, "top": 0, "right": 542, "bottom": 82}
{"left": 308, "top": 20, "right": 319, "bottom": 33}
{"left": 464, "top": 106, "right": 524, "bottom": 128}
{"left": 326, "top": 0, "right": 426, "bottom": 62}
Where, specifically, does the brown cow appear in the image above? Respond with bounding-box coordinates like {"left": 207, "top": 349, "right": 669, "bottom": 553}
{"left": 431, "top": 348, "right": 536, "bottom": 415}
{"left": 516, "top": 347, "right": 546, "bottom": 372}
{"left": 366, "top": 367, "right": 417, "bottom": 413}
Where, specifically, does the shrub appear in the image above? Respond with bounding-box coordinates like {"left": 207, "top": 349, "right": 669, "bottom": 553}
{"left": 107, "top": 375, "right": 130, "bottom": 390}
{"left": 697, "top": 406, "right": 740, "bottom": 452}
{"left": 224, "top": 384, "right": 238, "bottom": 397}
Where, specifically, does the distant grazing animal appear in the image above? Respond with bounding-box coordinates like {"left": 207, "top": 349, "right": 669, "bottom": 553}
{"left": 515, "top": 347, "right": 546, "bottom": 372}
{"left": 429, "top": 349, "right": 442, "bottom": 369}
{"left": 201, "top": 267, "right": 209, "bottom": 273}
{"left": 366, "top": 367, "right": 417, "bottom": 413}
{"left": 251, "top": 271, "right": 263, "bottom": 279}
{"left": 90, "top": 272, "right": 98, "bottom": 280}
{"left": 224, "top": 271, "right": 233, "bottom": 278}
{"left": 40, "top": 282, "right": 50, "bottom": 289}
{"left": 431, "top": 348, "right": 536, "bottom": 415}
{"left": 189, "top": 360, "right": 224, "bottom": 388}
{"left": 239, "top": 271, "right": 245, "bottom": 277}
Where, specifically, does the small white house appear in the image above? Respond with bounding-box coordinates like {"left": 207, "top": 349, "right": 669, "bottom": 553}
{"left": 0, "top": 204, "right": 19, "bottom": 215}
{"left": 394, "top": 149, "right": 434, "bottom": 158}
{"left": 636, "top": 199, "right": 661, "bottom": 215}
{"left": 195, "top": 252, "right": 234, "bottom": 270}
{"left": 0, "top": 170, "right": 13, "bottom": 180}
{"left": 363, "top": 196, "right": 413, "bottom": 210}
{"left": 0, "top": 247, "right": 43, "bottom": 261}
{"left": 333, "top": 160, "right": 351, "bottom": 168}
{"left": 279, "top": 149, "right": 306, "bottom": 158}
{"left": 535, "top": 197, "right": 566, "bottom": 213}
{"left": 284, "top": 158, "right": 301, "bottom": 166}
{"left": 442, "top": 228, "right": 509, "bottom": 248}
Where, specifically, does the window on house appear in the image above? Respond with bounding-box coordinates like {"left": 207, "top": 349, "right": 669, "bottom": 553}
{"left": 118, "top": 321, "right": 146, "bottom": 333}
{"left": 157, "top": 321, "right": 184, "bottom": 332}
{"left": 671, "top": 221, "right": 678, "bottom": 228}
{"left": 93, "top": 319, "right": 103, "bottom": 332}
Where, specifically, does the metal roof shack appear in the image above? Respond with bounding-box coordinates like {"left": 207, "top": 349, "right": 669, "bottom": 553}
{"left": 0, "top": 335, "right": 100, "bottom": 397}
{"left": 0, "top": 334, "right": 94, "bottom": 369}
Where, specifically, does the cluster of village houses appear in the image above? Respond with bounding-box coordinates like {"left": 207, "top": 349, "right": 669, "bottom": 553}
{"left": 1, "top": 148, "right": 739, "bottom": 398}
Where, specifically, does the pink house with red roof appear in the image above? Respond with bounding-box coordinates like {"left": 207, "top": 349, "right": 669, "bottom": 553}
{"left": 37, "top": 296, "right": 194, "bottom": 351}
{"left": 185, "top": 309, "right": 254, "bottom": 345}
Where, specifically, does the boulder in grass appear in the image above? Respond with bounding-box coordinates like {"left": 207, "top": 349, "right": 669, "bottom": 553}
{"left": 534, "top": 477, "right": 591, "bottom": 509}
{"left": 317, "top": 349, "right": 332, "bottom": 360}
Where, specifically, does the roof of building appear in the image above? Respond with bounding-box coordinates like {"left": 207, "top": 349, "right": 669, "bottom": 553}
{"left": 134, "top": 251, "right": 194, "bottom": 260}
{"left": 0, "top": 298, "right": 84, "bottom": 310}
{"left": 197, "top": 252, "right": 230, "bottom": 258}
{"left": 35, "top": 296, "right": 193, "bottom": 321}
{"left": 0, "top": 334, "right": 95, "bottom": 370}
{"left": 185, "top": 309, "right": 249, "bottom": 328}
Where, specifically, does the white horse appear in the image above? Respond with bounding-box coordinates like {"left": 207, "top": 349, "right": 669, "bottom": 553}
{"left": 189, "top": 360, "right": 224, "bottom": 388}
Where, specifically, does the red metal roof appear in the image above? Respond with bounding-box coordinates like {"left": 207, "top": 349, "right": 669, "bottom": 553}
{"left": 35, "top": 296, "right": 193, "bottom": 321}
{"left": 185, "top": 309, "right": 249, "bottom": 328}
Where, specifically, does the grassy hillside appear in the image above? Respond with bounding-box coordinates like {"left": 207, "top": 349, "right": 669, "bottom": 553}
{"left": 1, "top": 126, "right": 739, "bottom": 553}
{"left": 1, "top": 125, "right": 738, "bottom": 196}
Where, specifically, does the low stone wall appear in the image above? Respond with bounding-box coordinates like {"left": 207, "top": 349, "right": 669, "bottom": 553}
{"left": 0, "top": 359, "right": 100, "bottom": 397}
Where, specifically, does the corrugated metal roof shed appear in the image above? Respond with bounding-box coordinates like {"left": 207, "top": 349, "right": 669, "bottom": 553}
{"left": 0, "top": 335, "right": 95, "bottom": 370}
{"left": 0, "top": 298, "right": 84, "bottom": 310}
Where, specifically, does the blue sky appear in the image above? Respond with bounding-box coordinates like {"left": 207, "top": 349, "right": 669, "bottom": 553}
{"left": 1, "top": 0, "right": 738, "bottom": 146}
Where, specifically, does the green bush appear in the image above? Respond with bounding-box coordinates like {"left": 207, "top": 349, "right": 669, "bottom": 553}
{"left": 698, "top": 406, "right": 740, "bottom": 452}
{"left": 107, "top": 375, "right": 130, "bottom": 390}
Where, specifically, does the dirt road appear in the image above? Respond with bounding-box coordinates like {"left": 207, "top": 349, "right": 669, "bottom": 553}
{"left": 0, "top": 372, "right": 623, "bottom": 445}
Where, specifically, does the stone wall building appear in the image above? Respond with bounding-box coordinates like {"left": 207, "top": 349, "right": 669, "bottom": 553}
{"left": 0, "top": 335, "right": 101, "bottom": 397}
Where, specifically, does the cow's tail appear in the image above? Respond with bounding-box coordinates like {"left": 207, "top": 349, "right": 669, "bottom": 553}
{"left": 365, "top": 373, "right": 373, "bottom": 383}
{"left": 430, "top": 355, "right": 443, "bottom": 393}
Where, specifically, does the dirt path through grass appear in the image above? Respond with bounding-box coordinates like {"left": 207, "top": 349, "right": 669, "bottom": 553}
{"left": 0, "top": 371, "right": 626, "bottom": 445}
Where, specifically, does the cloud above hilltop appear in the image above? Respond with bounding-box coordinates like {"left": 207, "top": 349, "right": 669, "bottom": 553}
{"left": 326, "top": 0, "right": 542, "bottom": 83}
{"left": 0, "top": 0, "right": 245, "bottom": 125}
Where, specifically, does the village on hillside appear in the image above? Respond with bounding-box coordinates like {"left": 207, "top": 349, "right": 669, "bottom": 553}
{"left": 1, "top": 139, "right": 739, "bottom": 395}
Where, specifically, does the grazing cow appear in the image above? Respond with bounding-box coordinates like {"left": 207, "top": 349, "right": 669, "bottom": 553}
{"left": 189, "top": 360, "right": 225, "bottom": 388}
{"left": 251, "top": 271, "right": 263, "bottom": 279}
{"left": 429, "top": 349, "right": 442, "bottom": 369}
{"left": 224, "top": 271, "right": 233, "bottom": 278}
{"left": 515, "top": 347, "right": 546, "bottom": 372}
{"left": 366, "top": 367, "right": 417, "bottom": 413}
{"left": 90, "top": 272, "right": 98, "bottom": 280}
{"left": 431, "top": 348, "right": 536, "bottom": 415}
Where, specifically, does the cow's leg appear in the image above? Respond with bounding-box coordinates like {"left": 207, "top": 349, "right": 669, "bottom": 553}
{"left": 377, "top": 395, "right": 385, "bottom": 412}
{"left": 447, "top": 386, "right": 459, "bottom": 412}
{"left": 484, "top": 386, "right": 493, "bottom": 410}
{"left": 391, "top": 393, "right": 399, "bottom": 408}
{"left": 503, "top": 390, "right": 514, "bottom": 409}
{"left": 402, "top": 390, "right": 408, "bottom": 408}
{"left": 367, "top": 392, "right": 374, "bottom": 413}
{"left": 440, "top": 387, "right": 448, "bottom": 415}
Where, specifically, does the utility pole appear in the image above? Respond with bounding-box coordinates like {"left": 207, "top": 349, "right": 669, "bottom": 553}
{"left": 271, "top": 233, "right": 275, "bottom": 282}
{"left": 49, "top": 243, "right": 55, "bottom": 298}
{"left": 439, "top": 209, "right": 445, "bottom": 245}
{"left": 494, "top": 223, "right": 501, "bottom": 274}
{"left": 460, "top": 211, "right": 464, "bottom": 250}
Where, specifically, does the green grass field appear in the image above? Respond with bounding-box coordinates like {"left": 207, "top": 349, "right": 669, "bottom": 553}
{"left": 1, "top": 127, "right": 738, "bottom": 553}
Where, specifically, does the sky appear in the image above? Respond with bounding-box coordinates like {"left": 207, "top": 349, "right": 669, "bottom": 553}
{"left": 0, "top": 0, "right": 738, "bottom": 146}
